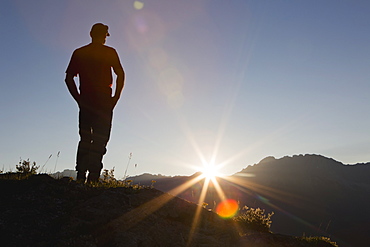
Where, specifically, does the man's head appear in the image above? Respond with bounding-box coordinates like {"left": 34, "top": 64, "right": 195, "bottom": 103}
{"left": 90, "top": 23, "right": 110, "bottom": 44}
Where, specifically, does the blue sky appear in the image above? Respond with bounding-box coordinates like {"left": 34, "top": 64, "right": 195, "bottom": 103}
{"left": 1, "top": 0, "right": 369, "bottom": 177}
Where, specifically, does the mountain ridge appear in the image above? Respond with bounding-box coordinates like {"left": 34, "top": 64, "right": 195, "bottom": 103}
{"left": 126, "top": 154, "right": 370, "bottom": 247}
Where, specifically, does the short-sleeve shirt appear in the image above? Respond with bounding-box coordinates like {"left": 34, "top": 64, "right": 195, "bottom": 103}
{"left": 66, "top": 43, "right": 123, "bottom": 97}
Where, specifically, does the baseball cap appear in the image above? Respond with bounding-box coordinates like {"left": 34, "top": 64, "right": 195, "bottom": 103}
{"left": 90, "top": 23, "right": 110, "bottom": 37}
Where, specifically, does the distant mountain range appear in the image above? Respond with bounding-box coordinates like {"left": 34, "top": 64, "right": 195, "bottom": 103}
{"left": 126, "top": 154, "right": 370, "bottom": 247}
{"left": 52, "top": 154, "right": 370, "bottom": 246}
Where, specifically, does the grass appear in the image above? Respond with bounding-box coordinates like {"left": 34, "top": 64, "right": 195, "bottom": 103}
{"left": 1, "top": 159, "right": 148, "bottom": 191}
{"left": 302, "top": 236, "right": 338, "bottom": 247}
{"left": 233, "top": 206, "right": 274, "bottom": 233}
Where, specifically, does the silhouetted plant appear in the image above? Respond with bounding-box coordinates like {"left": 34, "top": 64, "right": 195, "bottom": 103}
{"left": 123, "top": 152, "right": 133, "bottom": 181}
{"left": 87, "top": 167, "right": 146, "bottom": 190}
{"left": 16, "top": 159, "right": 39, "bottom": 175}
{"left": 302, "top": 236, "right": 338, "bottom": 247}
{"left": 40, "top": 154, "right": 52, "bottom": 173}
{"left": 233, "top": 206, "right": 274, "bottom": 233}
{"left": 53, "top": 151, "right": 60, "bottom": 173}
{"left": 151, "top": 180, "right": 156, "bottom": 188}
{"left": 102, "top": 167, "right": 116, "bottom": 182}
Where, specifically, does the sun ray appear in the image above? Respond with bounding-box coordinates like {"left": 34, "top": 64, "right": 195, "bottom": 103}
{"left": 222, "top": 176, "right": 311, "bottom": 206}
{"left": 221, "top": 175, "right": 322, "bottom": 231}
{"left": 167, "top": 173, "right": 204, "bottom": 196}
{"left": 174, "top": 113, "right": 208, "bottom": 164}
{"left": 210, "top": 177, "right": 226, "bottom": 201}
{"left": 165, "top": 85, "right": 315, "bottom": 241}
{"left": 187, "top": 177, "right": 211, "bottom": 246}
{"left": 109, "top": 174, "right": 205, "bottom": 232}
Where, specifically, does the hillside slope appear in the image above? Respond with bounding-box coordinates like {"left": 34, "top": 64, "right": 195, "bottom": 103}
{"left": 0, "top": 174, "right": 336, "bottom": 247}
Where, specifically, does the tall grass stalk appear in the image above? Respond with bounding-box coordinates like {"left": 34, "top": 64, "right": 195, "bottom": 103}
{"left": 40, "top": 154, "right": 52, "bottom": 173}
{"left": 123, "top": 152, "right": 132, "bottom": 181}
{"left": 53, "top": 151, "right": 60, "bottom": 173}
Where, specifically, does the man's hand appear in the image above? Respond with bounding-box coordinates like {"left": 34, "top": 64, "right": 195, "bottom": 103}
{"left": 111, "top": 65, "right": 125, "bottom": 108}
{"left": 110, "top": 96, "right": 119, "bottom": 109}
{"left": 65, "top": 73, "right": 81, "bottom": 105}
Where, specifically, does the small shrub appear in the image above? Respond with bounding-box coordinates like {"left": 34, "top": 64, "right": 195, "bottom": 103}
{"left": 16, "top": 159, "right": 39, "bottom": 175}
{"left": 102, "top": 167, "right": 116, "bottom": 182}
{"left": 233, "top": 206, "right": 274, "bottom": 233}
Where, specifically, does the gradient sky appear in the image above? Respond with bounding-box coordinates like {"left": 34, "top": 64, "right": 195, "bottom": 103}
{"left": 1, "top": 0, "right": 369, "bottom": 177}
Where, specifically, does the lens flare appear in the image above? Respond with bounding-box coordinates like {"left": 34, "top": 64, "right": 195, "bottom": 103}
{"left": 216, "top": 199, "right": 238, "bottom": 218}
{"left": 133, "top": 1, "right": 144, "bottom": 10}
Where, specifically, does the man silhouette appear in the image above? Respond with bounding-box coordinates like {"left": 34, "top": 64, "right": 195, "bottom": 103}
{"left": 65, "top": 23, "right": 125, "bottom": 183}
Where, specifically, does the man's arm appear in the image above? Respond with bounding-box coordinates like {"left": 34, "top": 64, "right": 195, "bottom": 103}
{"left": 112, "top": 60, "right": 125, "bottom": 108}
{"left": 65, "top": 73, "right": 81, "bottom": 105}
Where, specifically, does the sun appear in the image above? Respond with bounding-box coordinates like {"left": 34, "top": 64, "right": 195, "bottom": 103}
{"left": 200, "top": 161, "right": 223, "bottom": 180}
